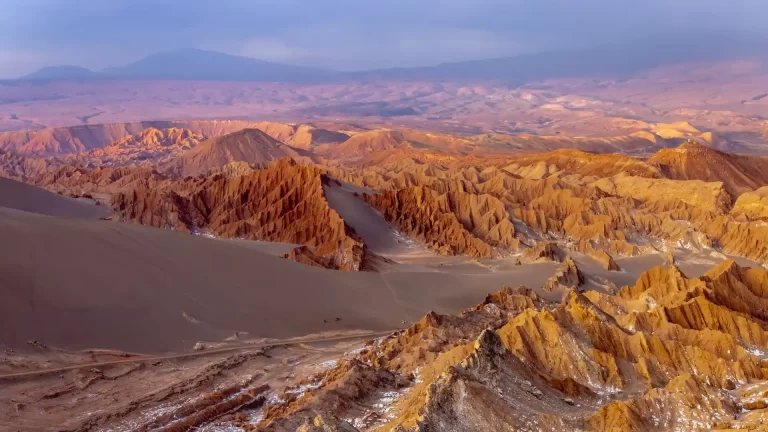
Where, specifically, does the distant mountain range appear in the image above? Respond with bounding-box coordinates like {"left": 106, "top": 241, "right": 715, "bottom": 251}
{"left": 348, "top": 32, "right": 768, "bottom": 83}
{"left": 17, "top": 32, "right": 768, "bottom": 84}
{"left": 21, "top": 49, "right": 332, "bottom": 83}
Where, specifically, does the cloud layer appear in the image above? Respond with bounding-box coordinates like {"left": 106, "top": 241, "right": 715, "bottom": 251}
{"left": 2, "top": 0, "right": 767, "bottom": 77}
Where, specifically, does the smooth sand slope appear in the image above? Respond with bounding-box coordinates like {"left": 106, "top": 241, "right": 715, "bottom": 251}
{"left": 0, "top": 207, "right": 558, "bottom": 353}
{"left": 0, "top": 176, "right": 108, "bottom": 219}
{"left": 323, "top": 182, "right": 423, "bottom": 255}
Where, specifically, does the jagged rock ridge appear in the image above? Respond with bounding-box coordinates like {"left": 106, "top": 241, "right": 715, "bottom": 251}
{"left": 247, "top": 260, "right": 768, "bottom": 431}
{"left": 113, "top": 158, "right": 368, "bottom": 270}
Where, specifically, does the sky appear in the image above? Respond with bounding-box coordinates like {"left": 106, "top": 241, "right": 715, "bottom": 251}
{"left": 1, "top": 0, "right": 767, "bottom": 78}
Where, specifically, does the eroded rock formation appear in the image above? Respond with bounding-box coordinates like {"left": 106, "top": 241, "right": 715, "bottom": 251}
{"left": 250, "top": 260, "right": 768, "bottom": 431}
{"left": 113, "top": 158, "right": 367, "bottom": 270}
{"left": 332, "top": 143, "right": 768, "bottom": 265}
{"left": 361, "top": 186, "right": 517, "bottom": 258}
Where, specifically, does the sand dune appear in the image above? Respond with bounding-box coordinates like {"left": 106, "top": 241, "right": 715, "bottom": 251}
{"left": 0, "top": 207, "right": 558, "bottom": 353}
{"left": 323, "top": 181, "right": 430, "bottom": 257}
{"left": 0, "top": 177, "right": 107, "bottom": 219}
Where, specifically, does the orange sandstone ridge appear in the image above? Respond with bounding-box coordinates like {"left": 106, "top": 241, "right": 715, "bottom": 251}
{"left": 112, "top": 158, "right": 369, "bottom": 271}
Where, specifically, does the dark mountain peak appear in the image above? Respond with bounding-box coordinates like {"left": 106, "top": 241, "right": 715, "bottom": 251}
{"left": 101, "top": 49, "right": 333, "bottom": 82}
{"left": 21, "top": 65, "right": 97, "bottom": 80}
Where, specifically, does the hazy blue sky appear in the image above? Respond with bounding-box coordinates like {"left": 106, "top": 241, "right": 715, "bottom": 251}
{"left": 1, "top": 0, "right": 767, "bottom": 78}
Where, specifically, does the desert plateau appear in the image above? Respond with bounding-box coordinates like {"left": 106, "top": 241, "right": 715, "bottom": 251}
{"left": 4, "top": 3, "right": 768, "bottom": 431}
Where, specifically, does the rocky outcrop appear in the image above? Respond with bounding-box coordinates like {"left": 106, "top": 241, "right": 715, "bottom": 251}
{"left": 471, "top": 131, "right": 675, "bottom": 154}
{"left": 284, "top": 246, "right": 332, "bottom": 269}
{"left": 323, "top": 128, "right": 482, "bottom": 161}
{"left": 256, "top": 284, "right": 551, "bottom": 431}
{"left": 324, "top": 130, "right": 408, "bottom": 160}
{"left": 731, "top": 186, "right": 768, "bottom": 221}
{"left": 521, "top": 241, "right": 564, "bottom": 263}
{"left": 588, "top": 374, "right": 738, "bottom": 431}
{"left": 113, "top": 158, "right": 367, "bottom": 270}
{"left": 361, "top": 187, "right": 482, "bottom": 257}
{"left": 592, "top": 249, "right": 620, "bottom": 271}
{"left": 589, "top": 171, "right": 732, "bottom": 212}
{"left": 506, "top": 148, "right": 663, "bottom": 179}
{"left": 0, "top": 148, "right": 173, "bottom": 198}
{"left": 0, "top": 120, "right": 267, "bottom": 156}
{"left": 649, "top": 141, "right": 768, "bottom": 197}
{"left": 9, "top": 134, "right": 768, "bottom": 266}
{"left": 0, "top": 122, "right": 158, "bottom": 155}
{"left": 0, "top": 119, "right": 357, "bottom": 157}
{"left": 579, "top": 241, "right": 621, "bottom": 270}
{"left": 542, "top": 256, "right": 584, "bottom": 292}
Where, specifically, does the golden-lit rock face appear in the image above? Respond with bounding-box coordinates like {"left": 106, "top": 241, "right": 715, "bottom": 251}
{"left": 731, "top": 186, "right": 768, "bottom": 221}
{"left": 580, "top": 241, "right": 621, "bottom": 271}
{"left": 322, "top": 128, "right": 478, "bottom": 160}
{"left": 251, "top": 261, "right": 768, "bottom": 431}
